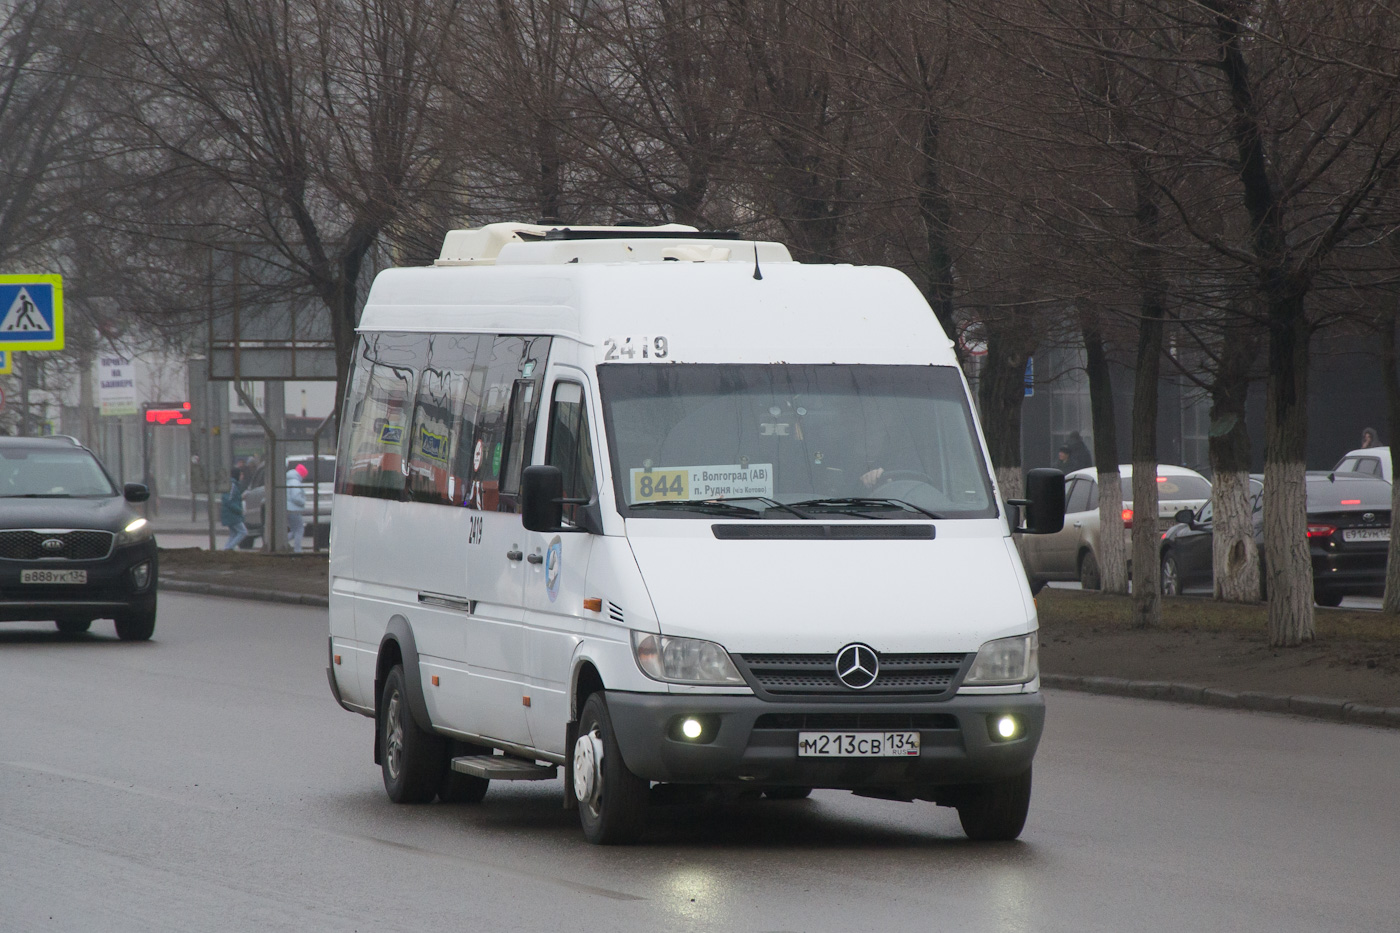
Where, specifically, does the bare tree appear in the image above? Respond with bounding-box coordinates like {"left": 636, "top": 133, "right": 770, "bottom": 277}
{"left": 104, "top": 0, "right": 470, "bottom": 407}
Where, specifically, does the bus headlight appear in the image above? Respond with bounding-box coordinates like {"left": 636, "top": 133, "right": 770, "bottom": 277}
{"left": 964, "top": 632, "right": 1038, "bottom": 686}
{"left": 631, "top": 631, "right": 745, "bottom": 685}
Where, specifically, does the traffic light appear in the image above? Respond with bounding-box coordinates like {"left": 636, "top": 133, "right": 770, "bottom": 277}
{"left": 145, "top": 402, "right": 192, "bottom": 425}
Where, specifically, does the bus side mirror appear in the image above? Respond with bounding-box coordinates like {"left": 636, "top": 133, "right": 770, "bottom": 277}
{"left": 521, "top": 466, "right": 565, "bottom": 532}
{"left": 1011, "top": 469, "right": 1065, "bottom": 535}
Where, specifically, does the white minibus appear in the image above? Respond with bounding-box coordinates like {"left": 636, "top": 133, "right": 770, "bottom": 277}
{"left": 327, "top": 223, "right": 1065, "bottom": 844}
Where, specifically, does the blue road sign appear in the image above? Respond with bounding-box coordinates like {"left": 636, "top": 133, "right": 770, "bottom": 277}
{"left": 0, "top": 275, "right": 64, "bottom": 351}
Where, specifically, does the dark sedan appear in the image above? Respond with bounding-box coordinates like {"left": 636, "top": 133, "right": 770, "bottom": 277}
{"left": 0, "top": 436, "right": 158, "bottom": 639}
{"left": 1160, "top": 472, "right": 1391, "bottom": 606}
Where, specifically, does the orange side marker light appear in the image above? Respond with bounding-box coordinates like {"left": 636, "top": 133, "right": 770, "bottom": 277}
{"left": 583, "top": 597, "right": 603, "bottom": 612}
{"left": 333, "top": 654, "right": 342, "bottom": 665}
{"left": 431, "top": 675, "right": 440, "bottom": 687}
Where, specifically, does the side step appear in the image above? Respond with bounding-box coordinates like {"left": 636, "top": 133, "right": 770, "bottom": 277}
{"left": 451, "top": 755, "right": 558, "bottom": 781}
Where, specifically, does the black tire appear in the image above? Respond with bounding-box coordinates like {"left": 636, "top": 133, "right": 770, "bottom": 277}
{"left": 438, "top": 740, "right": 491, "bottom": 804}
{"left": 763, "top": 786, "right": 813, "bottom": 800}
{"left": 956, "top": 767, "right": 1032, "bottom": 842}
{"left": 1160, "top": 552, "right": 1180, "bottom": 596}
{"left": 55, "top": 618, "right": 92, "bottom": 635}
{"left": 575, "top": 692, "right": 649, "bottom": 845}
{"left": 379, "top": 664, "right": 444, "bottom": 803}
{"left": 114, "top": 600, "right": 157, "bottom": 641}
{"left": 1314, "top": 589, "right": 1344, "bottom": 608}
{"left": 1079, "top": 551, "right": 1101, "bottom": 590}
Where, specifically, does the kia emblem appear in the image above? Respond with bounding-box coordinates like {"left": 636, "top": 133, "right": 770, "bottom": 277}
{"left": 41, "top": 537, "right": 64, "bottom": 551}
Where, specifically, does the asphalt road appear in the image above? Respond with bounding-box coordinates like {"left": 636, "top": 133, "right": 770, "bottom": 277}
{"left": 2, "top": 594, "right": 1397, "bottom": 933}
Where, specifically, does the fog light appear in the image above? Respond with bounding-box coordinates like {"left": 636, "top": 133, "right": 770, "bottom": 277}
{"left": 131, "top": 561, "right": 151, "bottom": 589}
{"left": 667, "top": 714, "right": 718, "bottom": 743}
{"left": 991, "top": 715, "right": 1021, "bottom": 741}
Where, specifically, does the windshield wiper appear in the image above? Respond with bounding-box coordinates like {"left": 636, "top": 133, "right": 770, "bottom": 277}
{"left": 708, "top": 496, "right": 811, "bottom": 519}
{"left": 0, "top": 493, "right": 76, "bottom": 498}
{"left": 630, "top": 499, "right": 765, "bottom": 518}
{"left": 785, "top": 497, "right": 943, "bottom": 520}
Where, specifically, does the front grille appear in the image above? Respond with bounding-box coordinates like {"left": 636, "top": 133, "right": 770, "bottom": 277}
{"left": 0, "top": 530, "right": 115, "bottom": 561}
{"left": 754, "top": 712, "right": 958, "bottom": 731}
{"left": 732, "top": 652, "right": 969, "bottom": 700}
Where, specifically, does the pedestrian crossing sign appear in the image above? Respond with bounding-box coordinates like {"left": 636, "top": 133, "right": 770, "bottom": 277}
{"left": 0, "top": 351, "right": 11, "bottom": 375}
{"left": 0, "top": 275, "right": 63, "bottom": 351}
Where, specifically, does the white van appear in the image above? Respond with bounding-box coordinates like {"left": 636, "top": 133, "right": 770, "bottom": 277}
{"left": 326, "top": 223, "right": 1065, "bottom": 844}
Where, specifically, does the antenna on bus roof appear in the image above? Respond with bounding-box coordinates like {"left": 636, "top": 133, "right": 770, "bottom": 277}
{"left": 752, "top": 242, "right": 763, "bottom": 281}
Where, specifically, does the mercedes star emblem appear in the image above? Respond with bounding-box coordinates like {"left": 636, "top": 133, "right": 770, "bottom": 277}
{"left": 834, "top": 643, "right": 879, "bottom": 690}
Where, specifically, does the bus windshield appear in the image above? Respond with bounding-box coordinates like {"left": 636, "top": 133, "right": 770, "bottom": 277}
{"left": 597, "top": 364, "right": 996, "bottom": 519}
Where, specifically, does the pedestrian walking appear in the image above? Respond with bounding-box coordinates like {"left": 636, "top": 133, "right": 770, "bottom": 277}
{"left": 221, "top": 469, "right": 247, "bottom": 550}
{"left": 1064, "top": 430, "right": 1093, "bottom": 473}
{"left": 286, "top": 462, "right": 307, "bottom": 553}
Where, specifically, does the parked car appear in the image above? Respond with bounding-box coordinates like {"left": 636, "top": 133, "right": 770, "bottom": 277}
{"left": 1022, "top": 463, "right": 1212, "bottom": 592}
{"left": 1333, "top": 446, "right": 1391, "bottom": 483}
{"left": 1160, "top": 471, "right": 1391, "bottom": 606}
{"left": 241, "top": 454, "right": 335, "bottom": 549}
{"left": 0, "top": 436, "right": 158, "bottom": 639}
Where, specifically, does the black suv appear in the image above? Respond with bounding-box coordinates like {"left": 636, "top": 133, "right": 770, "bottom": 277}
{"left": 0, "top": 436, "right": 158, "bottom": 639}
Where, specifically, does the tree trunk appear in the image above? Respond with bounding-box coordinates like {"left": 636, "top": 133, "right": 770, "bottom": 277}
{"left": 1379, "top": 310, "right": 1400, "bottom": 614}
{"left": 917, "top": 107, "right": 957, "bottom": 347}
{"left": 1209, "top": 330, "right": 1259, "bottom": 602}
{"left": 978, "top": 331, "right": 1031, "bottom": 502}
{"left": 1130, "top": 172, "right": 1164, "bottom": 627}
{"left": 1262, "top": 301, "right": 1314, "bottom": 645}
{"left": 1083, "top": 322, "right": 1127, "bottom": 593}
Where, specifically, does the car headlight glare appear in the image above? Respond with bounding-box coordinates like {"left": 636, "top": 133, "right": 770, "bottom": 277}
{"left": 964, "top": 632, "right": 1038, "bottom": 686}
{"left": 631, "top": 631, "right": 744, "bottom": 685}
{"left": 116, "top": 517, "right": 154, "bottom": 546}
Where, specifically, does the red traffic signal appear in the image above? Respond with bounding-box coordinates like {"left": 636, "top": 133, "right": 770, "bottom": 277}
{"left": 145, "top": 402, "right": 192, "bottom": 425}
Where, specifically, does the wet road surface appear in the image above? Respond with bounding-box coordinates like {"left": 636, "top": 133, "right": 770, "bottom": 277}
{"left": 2, "top": 593, "right": 1396, "bottom": 932}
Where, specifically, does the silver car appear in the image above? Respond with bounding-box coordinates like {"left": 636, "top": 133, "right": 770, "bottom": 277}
{"left": 1021, "top": 463, "right": 1211, "bottom": 592}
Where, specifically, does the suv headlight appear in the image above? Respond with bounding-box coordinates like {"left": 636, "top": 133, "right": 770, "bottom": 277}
{"left": 964, "top": 632, "right": 1038, "bottom": 686}
{"left": 115, "top": 517, "right": 154, "bottom": 547}
{"left": 631, "top": 631, "right": 745, "bottom": 685}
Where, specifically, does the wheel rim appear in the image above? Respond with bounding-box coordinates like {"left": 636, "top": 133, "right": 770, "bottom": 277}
{"left": 573, "top": 728, "right": 604, "bottom": 817}
{"left": 385, "top": 690, "right": 404, "bottom": 781}
{"left": 1162, "top": 557, "right": 1178, "bottom": 595}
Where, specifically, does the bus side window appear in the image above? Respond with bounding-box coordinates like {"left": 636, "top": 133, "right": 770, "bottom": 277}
{"left": 545, "top": 381, "right": 597, "bottom": 523}
{"left": 406, "top": 334, "right": 484, "bottom": 506}
{"left": 338, "top": 332, "right": 424, "bottom": 499}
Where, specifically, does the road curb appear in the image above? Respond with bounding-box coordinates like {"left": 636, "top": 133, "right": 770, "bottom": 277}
{"left": 160, "top": 578, "right": 329, "bottom": 608}
{"left": 1042, "top": 674, "right": 1400, "bottom": 729}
